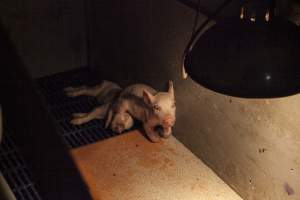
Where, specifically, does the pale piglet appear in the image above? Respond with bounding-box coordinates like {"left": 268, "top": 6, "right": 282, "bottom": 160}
{"left": 64, "top": 80, "right": 134, "bottom": 132}
{"left": 107, "top": 81, "right": 176, "bottom": 142}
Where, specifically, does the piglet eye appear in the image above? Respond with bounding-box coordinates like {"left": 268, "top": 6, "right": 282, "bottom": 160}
{"left": 153, "top": 105, "right": 161, "bottom": 111}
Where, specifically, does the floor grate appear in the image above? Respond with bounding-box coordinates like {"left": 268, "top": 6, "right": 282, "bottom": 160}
{"left": 0, "top": 68, "right": 133, "bottom": 199}
{"left": 0, "top": 130, "right": 42, "bottom": 200}
{"left": 35, "top": 68, "right": 131, "bottom": 148}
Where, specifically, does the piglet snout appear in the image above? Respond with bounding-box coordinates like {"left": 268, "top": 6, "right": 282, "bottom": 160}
{"left": 162, "top": 115, "right": 175, "bottom": 127}
{"left": 114, "top": 124, "right": 124, "bottom": 134}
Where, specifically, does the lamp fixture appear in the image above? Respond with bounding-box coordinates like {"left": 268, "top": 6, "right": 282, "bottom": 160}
{"left": 184, "top": 0, "right": 300, "bottom": 98}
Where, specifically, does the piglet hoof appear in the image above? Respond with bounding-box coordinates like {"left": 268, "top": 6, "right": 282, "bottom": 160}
{"left": 65, "top": 91, "right": 78, "bottom": 97}
{"left": 72, "top": 113, "right": 87, "bottom": 118}
{"left": 64, "top": 87, "right": 78, "bottom": 96}
{"left": 64, "top": 87, "right": 76, "bottom": 92}
{"left": 70, "top": 118, "right": 85, "bottom": 125}
{"left": 64, "top": 87, "right": 82, "bottom": 97}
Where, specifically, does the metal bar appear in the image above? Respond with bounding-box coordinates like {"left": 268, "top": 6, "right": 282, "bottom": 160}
{"left": 177, "top": 0, "right": 215, "bottom": 19}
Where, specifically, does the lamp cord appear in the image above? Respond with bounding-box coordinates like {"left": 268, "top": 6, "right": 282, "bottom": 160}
{"left": 182, "top": 0, "right": 233, "bottom": 79}
{"left": 182, "top": 0, "right": 201, "bottom": 79}
{"left": 192, "top": 0, "right": 201, "bottom": 34}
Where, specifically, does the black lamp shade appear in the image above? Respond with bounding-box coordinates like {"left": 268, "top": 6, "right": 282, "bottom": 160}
{"left": 185, "top": 17, "right": 300, "bottom": 98}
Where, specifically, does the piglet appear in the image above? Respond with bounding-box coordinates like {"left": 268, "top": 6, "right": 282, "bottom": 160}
{"left": 107, "top": 81, "right": 176, "bottom": 142}
{"left": 142, "top": 81, "right": 176, "bottom": 138}
{"left": 64, "top": 80, "right": 134, "bottom": 131}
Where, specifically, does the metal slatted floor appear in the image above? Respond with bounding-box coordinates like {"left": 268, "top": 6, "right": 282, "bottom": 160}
{"left": 0, "top": 67, "right": 136, "bottom": 199}
{"left": 35, "top": 68, "right": 128, "bottom": 148}
{"left": 0, "top": 130, "right": 42, "bottom": 200}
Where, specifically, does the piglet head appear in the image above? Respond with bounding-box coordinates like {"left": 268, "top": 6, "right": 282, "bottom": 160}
{"left": 105, "top": 109, "right": 134, "bottom": 134}
{"left": 143, "top": 81, "right": 176, "bottom": 128}
{"left": 110, "top": 112, "right": 134, "bottom": 134}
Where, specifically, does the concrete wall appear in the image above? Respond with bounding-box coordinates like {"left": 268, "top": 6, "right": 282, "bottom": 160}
{"left": 0, "top": 0, "right": 87, "bottom": 78}
{"left": 89, "top": 1, "right": 300, "bottom": 200}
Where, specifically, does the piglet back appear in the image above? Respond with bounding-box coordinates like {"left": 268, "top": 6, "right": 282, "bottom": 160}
{"left": 121, "top": 84, "right": 157, "bottom": 98}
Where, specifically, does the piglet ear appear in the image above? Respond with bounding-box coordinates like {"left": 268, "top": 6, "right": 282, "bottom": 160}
{"left": 143, "top": 89, "right": 155, "bottom": 105}
{"left": 168, "top": 80, "right": 174, "bottom": 98}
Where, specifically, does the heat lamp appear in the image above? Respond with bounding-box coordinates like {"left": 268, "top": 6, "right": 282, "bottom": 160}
{"left": 184, "top": 0, "right": 300, "bottom": 98}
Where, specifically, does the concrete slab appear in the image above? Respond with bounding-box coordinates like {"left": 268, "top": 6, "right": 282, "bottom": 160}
{"left": 71, "top": 131, "right": 243, "bottom": 200}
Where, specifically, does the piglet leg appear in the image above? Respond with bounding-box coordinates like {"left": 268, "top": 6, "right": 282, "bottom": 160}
{"left": 64, "top": 83, "right": 106, "bottom": 97}
{"left": 70, "top": 103, "right": 110, "bottom": 125}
